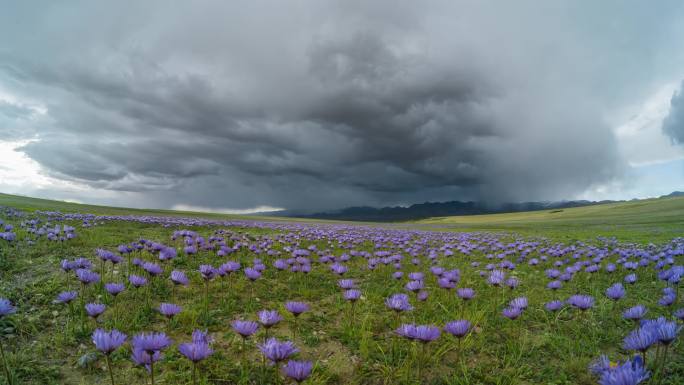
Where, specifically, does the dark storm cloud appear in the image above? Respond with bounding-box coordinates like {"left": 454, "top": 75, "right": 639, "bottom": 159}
{"left": 663, "top": 81, "right": 684, "bottom": 145}
{"left": 1, "top": 0, "right": 683, "bottom": 210}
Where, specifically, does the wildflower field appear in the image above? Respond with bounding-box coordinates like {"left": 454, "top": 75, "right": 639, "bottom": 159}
{"left": 0, "top": 193, "right": 682, "bottom": 385}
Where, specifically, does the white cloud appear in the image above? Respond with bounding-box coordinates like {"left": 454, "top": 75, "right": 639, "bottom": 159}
{"left": 170, "top": 204, "right": 283, "bottom": 214}
{"left": 612, "top": 81, "right": 684, "bottom": 166}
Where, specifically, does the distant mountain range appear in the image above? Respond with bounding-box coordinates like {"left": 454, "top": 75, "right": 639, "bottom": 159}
{"left": 269, "top": 191, "right": 684, "bottom": 222}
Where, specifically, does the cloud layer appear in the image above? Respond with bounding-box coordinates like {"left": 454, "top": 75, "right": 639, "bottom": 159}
{"left": 2, "top": 1, "right": 684, "bottom": 210}
{"left": 663, "top": 81, "right": 684, "bottom": 145}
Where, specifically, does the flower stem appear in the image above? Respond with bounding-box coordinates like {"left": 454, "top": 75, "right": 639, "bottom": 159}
{"left": 0, "top": 339, "right": 12, "bottom": 385}
{"left": 105, "top": 354, "right": 115, "bottom": 385}
{"left": 204, "top": 280, "right": 209, "bottom": 328}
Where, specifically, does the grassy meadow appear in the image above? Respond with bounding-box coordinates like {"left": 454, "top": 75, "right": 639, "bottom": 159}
{"left": 0, "top": 193, "right": 682, "bottom": 385}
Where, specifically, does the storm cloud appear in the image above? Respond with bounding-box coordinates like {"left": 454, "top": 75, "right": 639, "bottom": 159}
{"left": 2, "top": 1, "right": 684, "bottom": 211}
{"left": 663, "top": 81, "right": 684, "bottom": 145}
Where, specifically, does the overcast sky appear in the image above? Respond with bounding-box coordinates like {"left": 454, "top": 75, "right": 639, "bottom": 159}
{"left": 2, "top": 1, "right": 684, "bottom": 213}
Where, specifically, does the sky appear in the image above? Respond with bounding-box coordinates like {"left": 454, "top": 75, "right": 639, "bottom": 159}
{"left": 1, "top": 1, "right": 684, "bottom": 213}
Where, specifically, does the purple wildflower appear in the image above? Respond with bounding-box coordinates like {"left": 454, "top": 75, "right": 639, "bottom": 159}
{"left": 105, "top": 283, "right": 125, "bottom": 297}
{"left": 259, "top": 310, "right": 283, "bottom": 328}
{"left": 282, "top": 360, "right": 313, "bottom": 383}
{"left": 158, "top": 303, "right": 182, "bottom": 318}
{"left": 85, "top": 303, "right": 106, "bottom": 319}
{"left": 443, "top": 320, "right": 471, "bottom": 338}
{"left": 129, "top": 274, "right": 148, "bottom": 288}
{"left": 567, "top": 295, "right": 594, "bottom": 311}
{"left": 258, "top": 338, "right": 298, "bottom": 363}
{"left": 92, "top": 328, "right": 127, "bottom": 355}
{"left": 170, "top": 270, "right": 189, "bottom": 286}
{"left": 232, "top": 320, "right": 259, "bottom": 338}
{"left": 605, "top": 283, "right": 625, "bottom": 301}
{"left": 502, "top": 307, "right": 523, "bottom": 320}
{"left": 285, "top": 302, "right": 309, "bottom": 317}
{"left": 344, "top": 289, "right": 361, "bottom": 302}
{"left": 457, "top": 288, "right": 475, "bottom": 300}
{"left": 55, "top": 291, "right": 78, "bottom": 304}
{"left": 385, "top": 293, "right": 413, "bottom": 312}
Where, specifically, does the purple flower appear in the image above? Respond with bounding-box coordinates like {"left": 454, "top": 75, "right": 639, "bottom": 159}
{"left": 437, "top": 277, "right": 455, "bottom": 290}
{"left": 655, "top": 320, "right": 682, "bottom": 345}
{"left": 142, "top": 262, "right": 163, "bottom": 276}
{"left": 605, "top": 283, "right": 625, "bottom": 300}
{"left": 404, "top": 280, "right": 424, "bottom": 292}
{"left": 505, "top": 277, "right": 520, "bottom": 289}
{"left": 259, "top": 310, "right": 284, "bottom": 328}
{"left": 624, "top": 273, "right": 637, "bottom": 285}
{"left": 598, "top": 355, "right": 649, "bottom": 385}
{"left": 396, "top": 324, "right": 440, "bottom": 342}
{"left": 0, "top": 298, "right": 16, "bottom": 317}
{"left": 158, "top": 303, "right": 182, "bottom": 318}
{"left": 170, "top": 270, "right": 189, "bottom": 286}
{"left": 413, "top": 325, "right": 441, "bottom": 343}
{"left": 96, "top": 248, "right": 117, "bottom": 262}
{"left": 105, "top": 283, "right": 125, "bottom": 296}
{"left": 385, "top": 293, "right": 413, "bottom": 312}
{"left": 74, "top": 258, "right": 93, "bottom": 269}
{"left": 159, "top": 247, "right": 177, "bottom": 261}
{"left": 92, "top": 328, "right": 127, "bottom": 355}
{"left": 674, "top": 308, "right": 684, "bottom": 321}
{"left": 444, "top": 320, "right": 471, "bottom": 338}
{"left": 244, "top": 267, "right": 261, "bottom": 281}
{"left": 392, "top": 271, "right": 404, "bottom": 280}
{"left": 547, "top": 280, "right": 562, "bottom": 290}
{"left": 131, "top": 348, "right": 161, "bottom": 371}
{"left": 178, "top": 340, "right": 213, "bottom": 363}
{"left": 192, "top": 329, "right": 212, "bottom": 344}
{"left": 132, "top": 332, "right": 173, "bottom": 355}
{"left": 344, "top": 289, "right": 361, "bottom": 302}
{"left": 545, "top": 300, "right": 564, "bottom": 312}
{"left": 55, "top": 291, "right": 78, "bottom": 304}
{"left": 396, "top": 324, "right": 417, "bottom": 339}
{"left": 623, "top": 327, "right": 657, "bottom": 353}
{"left": 285, "top": 302, "right": 309, "bottom": 317}
{"left": 85, "top": 303, "right": 106, "bottom": 319}
{"left": 567, "top": 295, "right": 594, "bottom": 311}
{"left": 129, "top": 274, "right": 148, "bottom": 288}
{"left": 282, "top": 360, "right": 313, "bottom": 383}
{"left": 457, "top": 288, "right": 475, "bottom": 300}
{"left": 510, "top": 297, "right": 528, "bottom": 310}
{"left": 338, "top": 279, "right": 355, "bottom": 290}
{"left": 623, "top": 305, "right": 647, "bottom": 321}
{"left": 417, "top": 290, "right": 429, "bottom": 301}
{"left": 61, "top": 259, "right": 74, "bottom": 272}
{"left": 589, "top": 354, "right": 612, "bottom": 375}
{"left": 232, "top": 320, "right": 259, "bottom": 338}
{"left": 76, "top": 269, "right": 100, "bottom": 285}
{"left": 502, "top": 307, "right": 523, "bottom": 320}
{"left": 273, "top": 259, "right": 288, "bottom": 270}
{"left": 258, "top": 338, "right": 298, "bottom": 363}
{"left": 487, "top": 270, "right": 506, "bottom": 286}
{"left": 658, "top": 293, "right": 676, "bottom": 307}
{"left": 199, "top": 264, "right": 217, "bottom": 280}
{"left": 330, "top": 263, "right": 348, "bottom": 275}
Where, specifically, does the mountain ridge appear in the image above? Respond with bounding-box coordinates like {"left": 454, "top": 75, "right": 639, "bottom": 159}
{"left": 268, "top": 192, "right": 684, "bottom": 222}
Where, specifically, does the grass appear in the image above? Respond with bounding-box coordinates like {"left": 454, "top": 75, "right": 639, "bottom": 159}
{"left": 0, "top": 193, "right": 682, "bottom": 384}
{"left": 414, "top": 196, "right": 684, "bottom": 243}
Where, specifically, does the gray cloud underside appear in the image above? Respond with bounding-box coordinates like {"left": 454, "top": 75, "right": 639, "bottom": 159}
{"left": 2, "top": 1, "right": 684, "bottom": 210}
{"left": 663, "top": 81, "right": 684, "bottom": 145}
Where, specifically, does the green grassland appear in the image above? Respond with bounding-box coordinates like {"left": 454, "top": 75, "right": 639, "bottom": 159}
{"left": 0, "top": 193, "right": 682, "bottom": 385}
{"left": 413, "top": 196, "right": 684, "bottom": 243}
